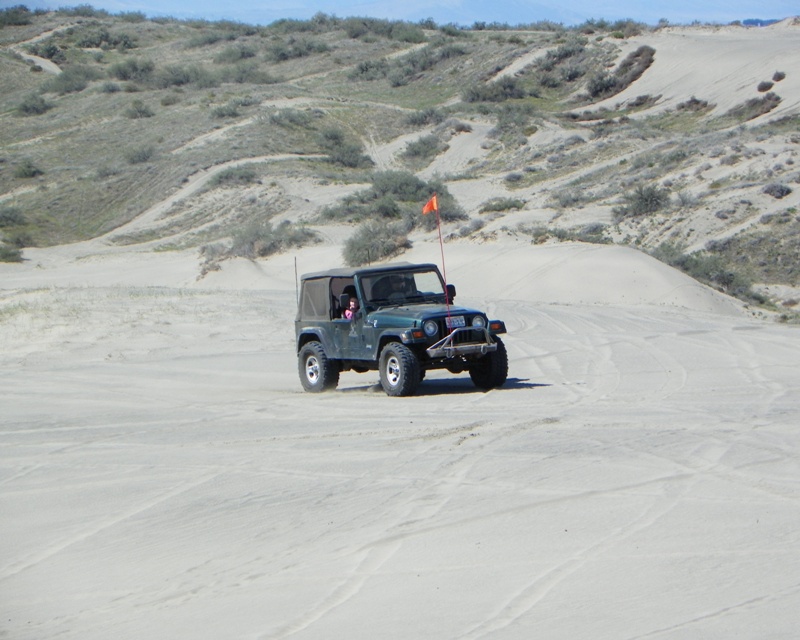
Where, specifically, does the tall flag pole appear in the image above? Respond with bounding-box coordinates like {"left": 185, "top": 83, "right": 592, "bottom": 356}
{"left": 422, "top": 193, "right": 452, "bottom": 319}
{"left": 422, "top": 193, "right": 446, "bottom": 282}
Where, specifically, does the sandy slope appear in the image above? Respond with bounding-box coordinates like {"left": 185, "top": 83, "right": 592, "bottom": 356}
{"left": 2, "top": 21, "right": 800, "bottom": 640}
{"left": 593, "top": 20, "right": 800, "bottom": 120}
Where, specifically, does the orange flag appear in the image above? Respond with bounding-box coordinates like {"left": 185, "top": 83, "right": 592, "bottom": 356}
{"left": 422, "top": 194, "right": 438, "bottom": 215}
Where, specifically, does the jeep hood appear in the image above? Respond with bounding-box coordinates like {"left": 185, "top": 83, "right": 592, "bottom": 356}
{"left": 367, "top": 304, "right": 480, "bottom": 327}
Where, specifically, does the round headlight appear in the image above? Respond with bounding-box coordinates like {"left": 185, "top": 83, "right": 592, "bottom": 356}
{"left": 471, "top": 315, "right": 486, "bottom": 328}
{"left": 423, "top": 320, "right": 438, "bottom": 337}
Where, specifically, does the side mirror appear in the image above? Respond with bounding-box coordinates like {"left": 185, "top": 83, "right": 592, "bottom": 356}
{"left": 446, "top": 284, "right": 456, "bottom": 303}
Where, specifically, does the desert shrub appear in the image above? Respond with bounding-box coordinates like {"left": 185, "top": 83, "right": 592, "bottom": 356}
{"left": 725, "top": 92, "right": 781, "bottom": 121}
{"left": 17, "top": 94, "right": 52, "bottom": 116}
{"left": 677, "top": 96, "right": 711, "bottom": 111}
{"left": 124, "top": 145, "right": 155, "bottom": 164}
{"left": 538, "top": 73, "right": 561, "bottom": 89}
{"left": 210, "top": 166, "right": 258, "bottom": 187}
{"left": 1, "top": 5, "right": 33, "bottom": 25}
{"left": 317, "top": 128, "right": 373, "bottom": 168}
{"left": 182, "top": 66, "right": 220, "bottom": 89}
{"left": 185, "top": 31, "right": 236, "bottom": 48}
{"left": 773, "top": 71, "right": 786, "bottom": 82}
{"left": 100, "top": 81, "right": 121, "bottom": 93}
{"left": 152, "top": 64, "right": 193, "bottom": 87}
{"left": 227, "top": 61, "right": 279, "bottom": 84}
{"left": 348, "top": 58, "right": 390, "bottom": 81}
{"left": 490, "top": 102, "right": 538, "bottom": 138}
{"left": 214, "top": 45, "right": 257, "bottom": 64}
{"left": 42, "top": 65, "right": 101, "bottom": 94}
{"left": 321, "top": 171, "right": 463, "bottom": 228}
{"left": 152, "top": 65, "right": 225, "bottom": 89}
{"left": 124, "top": 100, "right": 154, "bottom": 118}
{"left": 57, "top": 5, "right": 108, "bottom": 17}
{"left": 329, "top": 144, "right": 373, "bottom": 169}
{"left": 119, "top": 10, "right": 146, "bottom": 22}
{"left": 551, "top": 188, "right": 585, "bottom": 208}
{"left": 230, "top": 220, "right": 317, "bottom": 259}
{"left": 266, "top": 37, "right": 330, "bottom": 62}
{"left": 402, "top": 134, "right": 444, "bottom": 159}
{"left": 518, "top": 224, "right": 608, "bottom": 245}
{"left": 384, "top": 41, "right": 467, "bottom": 87}
{"left": 0, "top": 207, "right": 26, "bottom": 227}
{"left": 390, "top": 22, "right": 426, "bottom": 43}
{"left": 463, "top": 77, "right": 529, "bottom": 102}
{"left": 676, "top": 190, "right": 699, "bottom": 208}
{"left": 540, "top": 39, "right": 586, "bottom": 68}
{"left": 480, "top": 198, "right": 525, "bottom": 213}
{"left": 269, "top": 108, "right": 313, "bottom": 127}
{"left": 27, "top": 41, "right": 65, "bottom": 63}
{"left": 560, "top": 65, "right": 585, "bottom": 82}
{"left": 587, "top": 72, "right": 617, "bottom": 98}
{"left": 455, "top": 218, "right": 486, "bottom": 238}
{"left": 109, "top": 58, "right": 155, "bottom": 82}
{"left": 757, "top": 81, "right": 774, "bottom": 92}
{"left": 96, "top": 166, "right": 120, "bottom": 179}
{"left": 342, "top": 17, "right": 425, "bottom": 42}
{"left": 13, "top": 159, "right": 43, "bottom": 178}
{"left": 588, "top": 45, "right": 655, "bottom": 100}
{"left": 614, "top": 184, "right": 670, "bottom": 219}
{"left": 439, "top": 24, "right": 464, "bottom": 37}
{"left": 763, "top": 183, "right": 792, "bottom": 199}
{"left": 371, "top": 171, "right": 430, "bottom": 201}
{"left": 343, "top": 220, "right": 411, "bottom": 266}
{"left": 160, "top": 93, "right": 181, "bottom": 106}
{"left": 74, "top": 27, "right": 137, "bottom": 50}
{"left": 0, "top": 243, "right": 23, "bottom": 262}
{"left": 611, "top": 19, "right": 645, "bottom": 37}
{"left": 211, "top": 103, "right": 239, "bottom": 118}
{"left": 651, "top": 242, "right": 755, "bottom": 299}
{"left": 628, "top": 94, "right": 659, "bottom": 108}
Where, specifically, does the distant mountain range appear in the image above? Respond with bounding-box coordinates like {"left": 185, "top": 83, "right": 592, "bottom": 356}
{"left": 742, "top": 19, "right": 781, "bottom": 26}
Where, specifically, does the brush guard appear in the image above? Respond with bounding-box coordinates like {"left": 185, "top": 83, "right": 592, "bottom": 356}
{"left": 426, "top": 327, "right": 498, "bottom": 359}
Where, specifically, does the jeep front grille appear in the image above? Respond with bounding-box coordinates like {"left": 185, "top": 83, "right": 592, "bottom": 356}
{"left": 435, "top": 319, "right": 483, "bottom": 345}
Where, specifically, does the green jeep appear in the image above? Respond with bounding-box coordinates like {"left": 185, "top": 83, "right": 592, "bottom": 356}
{"left": 295, "top": 262, "right": 508, "bottom": 396}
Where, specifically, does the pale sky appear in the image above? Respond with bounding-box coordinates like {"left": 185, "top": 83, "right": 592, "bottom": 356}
{"left": 5, "top": 0, "right": 796, "bottom": 27}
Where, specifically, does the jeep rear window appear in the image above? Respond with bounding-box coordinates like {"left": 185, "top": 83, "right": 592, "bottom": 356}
{"left": 300, "top": 278, "right": 329, "bottom": 320}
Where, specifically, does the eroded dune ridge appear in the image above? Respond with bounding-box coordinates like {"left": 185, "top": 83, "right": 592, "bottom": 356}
{"left": 2, "top": 12, "right": 800, "bottom": 640}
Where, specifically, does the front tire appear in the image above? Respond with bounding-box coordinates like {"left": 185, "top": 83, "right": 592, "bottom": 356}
{"left": 299, "top": 341, "right": 339, "bottom": 392}
{"left": 379, "top": 343, "right": 420, "bottom": 397}
{"left": 469, "top": 336, "right": 508, "bottom": 390}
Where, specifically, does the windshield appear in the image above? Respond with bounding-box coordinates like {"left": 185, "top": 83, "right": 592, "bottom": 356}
{"left": 361, "top": 269, "right": 446, "bottom": 307}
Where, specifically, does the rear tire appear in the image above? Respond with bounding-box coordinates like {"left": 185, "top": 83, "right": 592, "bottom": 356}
{"left": 469, "top": 336, "right": 508, "bottom": 390}
{"left": 299, "top": 341, "right": 339, "bottom": 392}
{"left": 379, "top": 343, "right": 420, "bottom": 397}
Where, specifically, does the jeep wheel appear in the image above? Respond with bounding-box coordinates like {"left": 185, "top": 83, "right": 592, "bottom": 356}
{"left": 469, "top": 336, "right": 508, "bottom": 390}
{"left": 379, "top": 343, "right": 420, "bottom": 397}
{"left": 299, "top": 341, "right": 340, "bottom": 392}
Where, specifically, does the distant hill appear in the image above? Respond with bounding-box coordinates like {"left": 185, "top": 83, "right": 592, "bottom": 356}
{"left": 742, "top": 19, "right": 781, "bottom": 26}
{"left": 0, "top": 6, "right": 798, "bottom": 317}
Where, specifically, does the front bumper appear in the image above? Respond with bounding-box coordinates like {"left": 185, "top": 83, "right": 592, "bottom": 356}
{"left": 426, "top": 327, "right": 498, "bottom": 359}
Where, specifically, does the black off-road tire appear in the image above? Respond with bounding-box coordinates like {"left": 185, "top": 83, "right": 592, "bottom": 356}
{"left": 298, "top": 341, "right": 340, "bottom": 392}
{"left": 379, "top": 342, "right": 421, "bottom": 397}
{"left": 468, "top": 336, "right": 508, "bottom": 390}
